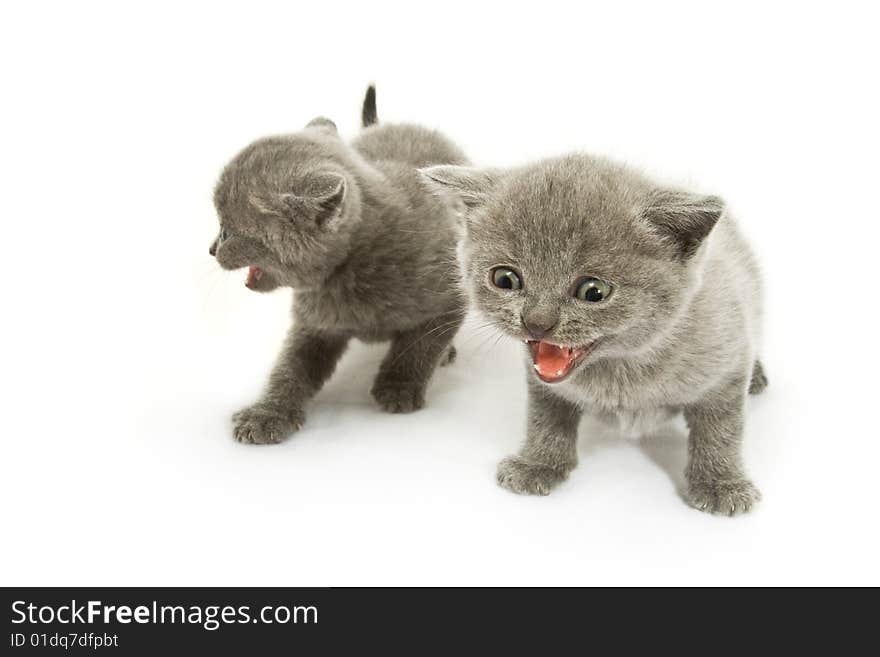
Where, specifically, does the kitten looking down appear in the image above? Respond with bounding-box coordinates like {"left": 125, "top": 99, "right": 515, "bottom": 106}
{"left": 211, "top": 86, "right": 468, "bottom": 444}
{"left": 423, "top": 155, "right": 767, "bottom": 515}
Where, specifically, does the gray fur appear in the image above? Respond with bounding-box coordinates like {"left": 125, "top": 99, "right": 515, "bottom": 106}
{"left": 212, "top": 88, "right": 469, "bottom": 444}
{"left": 422, "top": 154, "right": 766, "bottom": 516}
{"left": 353, "top": 123, "right": 468, "bottom": 170}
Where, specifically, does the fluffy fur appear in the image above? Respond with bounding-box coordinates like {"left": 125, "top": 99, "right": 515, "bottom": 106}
{"left": 211, "top": 87, "right": 469, "bottom": 443}
{"left": 422, "top": 154, "right": 766, "bottom": 515}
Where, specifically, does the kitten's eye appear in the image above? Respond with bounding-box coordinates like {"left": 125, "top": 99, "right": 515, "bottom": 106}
{"left": 219, "top": 228, "right": 230, "bottom": 242}
{"left": 574, "top": 277, "right": 612, "bottom": 302}
{"left": 491, "top": 267, "right": 522, "bottom": 291}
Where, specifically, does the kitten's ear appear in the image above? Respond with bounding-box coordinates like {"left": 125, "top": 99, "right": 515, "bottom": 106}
{"left": 289, "top": 173, "right": 346, "bottom": 228}
{"left": 642, "top": 189, "right": 725, "bottom": 258}
{"left": 419, "top": 166, "right": 503, "bottom": 212}
{"left": 251, "top": 173, "right": 346, "bottom": 228}
{"left": 305, "top": 116, "right": 338, "bottom": 135}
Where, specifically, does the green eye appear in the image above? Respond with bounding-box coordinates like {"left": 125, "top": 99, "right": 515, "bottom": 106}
{"left": 574, "top": 277, "right": 612, "bottom": 302}
{"left": 491, "top": 267, "right": 522, "bottom": 291}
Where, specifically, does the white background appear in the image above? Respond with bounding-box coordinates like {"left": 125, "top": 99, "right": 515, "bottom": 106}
{"left": 2, "top": 1, "right": 878, "bottom": 586}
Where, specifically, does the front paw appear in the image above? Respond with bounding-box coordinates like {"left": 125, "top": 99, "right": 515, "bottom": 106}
{"left": 371, "top": 379, "right": 426, "bottom": 414}
{"left": 231, "top": 404, "right": 303, "bottom": 444}
{"left": 496, "top": 456, "right": 570, "bottom": 496}
{"left": 686, "top": 476, "right": 761, "bottom": 516}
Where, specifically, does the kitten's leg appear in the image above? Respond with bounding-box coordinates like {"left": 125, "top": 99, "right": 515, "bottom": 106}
{"left": 371, "top": 311, "right": 463, "bottom": 413}
{"left": 684, "top": 376, "right": 761, "bottom": 515}
{"left": 748, "top": 359, "right": 768, "bottom": 395}
{"left": 233, "top": 328, "right": 349, "bottom": 444}
{"left": 497, "top": 378, "right": 582, "bottom": 495}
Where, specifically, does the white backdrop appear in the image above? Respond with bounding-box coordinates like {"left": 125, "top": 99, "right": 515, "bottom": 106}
{"left": 2, "top": 1, "right": 878, "bottom": 586}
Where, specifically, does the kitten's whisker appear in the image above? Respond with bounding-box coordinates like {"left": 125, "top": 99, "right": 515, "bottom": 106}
{"left": 386, "top": 320, "right": 465, "bottom": 367}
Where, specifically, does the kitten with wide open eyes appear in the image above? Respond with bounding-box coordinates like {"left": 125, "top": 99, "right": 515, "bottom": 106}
{"left": 210, "top": 86, "right": 468, "bottom": 444}
{"left": 422, "top": 155, "right": 767, "bottom": 515}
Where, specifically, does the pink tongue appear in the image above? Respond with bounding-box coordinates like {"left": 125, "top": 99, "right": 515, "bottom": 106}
{"left": 245, "top": 266, "right": 263, "bottom": 287}
{"left": 533, "top": 342, "right": 573, "bottom": 379}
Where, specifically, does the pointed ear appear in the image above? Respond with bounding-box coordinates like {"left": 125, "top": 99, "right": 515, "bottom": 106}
{"left": 305, "top": 116, "right": 338, "bottom": 135}
{"left": 288, "top": 173, "right": 346, "bottom": 227}
{"left": 642, "top": 189, "right": 725, "bottom": 258}
{"left": 419, "top": 166, "right": 503, "bottom": 211}
{"left": 250, "top": 173, "right": 346, "bottom": 228}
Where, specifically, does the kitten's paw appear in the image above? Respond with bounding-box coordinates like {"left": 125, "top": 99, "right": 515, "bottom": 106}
{"left": 686, "top": 477, "right": 761, "bottom": 516}
{"left": 496, "top": 456, "right": 569, "bottom": 496}
{"left": 231, "top": 404, "right": 303, "bottom": 445}
{"left": 371, "top": 379, "right": 426, "bottom": 414}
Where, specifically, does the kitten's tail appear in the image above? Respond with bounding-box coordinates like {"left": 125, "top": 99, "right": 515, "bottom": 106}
{"left": 361, "top": 84, "right": 378, "bottom": 128}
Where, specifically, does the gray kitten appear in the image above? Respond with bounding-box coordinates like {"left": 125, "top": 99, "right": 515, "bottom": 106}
{"left": 422, "top": 155, "right": 766, "bottom": 515}
{"left": 211, "top": 86, "right": 468, "bottom": 444}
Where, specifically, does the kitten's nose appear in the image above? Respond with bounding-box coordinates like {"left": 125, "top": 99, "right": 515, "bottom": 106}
{"left": 521, "top": 311, "right": 559, "bottom": 340}
{"left": 208, "top": 238, "right": 218, "bottom": 257}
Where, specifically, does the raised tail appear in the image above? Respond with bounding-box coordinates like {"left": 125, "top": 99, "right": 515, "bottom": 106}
{"left": 361, "top": 84, "right": 378, "bottom": 127}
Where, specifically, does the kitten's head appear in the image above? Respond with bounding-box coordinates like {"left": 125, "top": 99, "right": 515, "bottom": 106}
{"left": 210, "top": 118, "right": 361, "bottom": 291}
{"left": 421, "top": 155, "right": 724, "bottom": 384}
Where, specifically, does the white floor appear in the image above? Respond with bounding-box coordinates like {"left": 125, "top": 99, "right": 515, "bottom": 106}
{"left": 2, "top": 2, "right": 878, "bottom": 586}
{"left": 5, "top": 292, "right": 877, "bottom": 585}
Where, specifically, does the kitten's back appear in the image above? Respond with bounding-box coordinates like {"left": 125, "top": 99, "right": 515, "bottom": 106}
{"left": 701, "top": 213, "right": 764, "bottom": 347}
{"left": 352, "top": 123, "right": 468, "bottom": 169}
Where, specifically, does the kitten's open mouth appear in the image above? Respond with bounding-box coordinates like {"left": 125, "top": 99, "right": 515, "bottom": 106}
{"left": 245, "top": 266, "right": 263, "bottom": 289}
{"left": 526, "top": 340, "right": 599, "bottom": 383}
